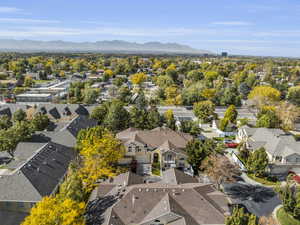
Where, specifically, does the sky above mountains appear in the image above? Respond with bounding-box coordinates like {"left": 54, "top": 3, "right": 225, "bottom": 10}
{"left": 0, "top": 0, "right": 299, "bottom": 57}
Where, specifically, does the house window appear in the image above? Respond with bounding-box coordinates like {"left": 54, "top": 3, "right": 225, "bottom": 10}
{"left": 128, "top": 146, "right": 132, "bottom": 152}
{"left": 167, "top": 154, "right": 172, "bottom": 161}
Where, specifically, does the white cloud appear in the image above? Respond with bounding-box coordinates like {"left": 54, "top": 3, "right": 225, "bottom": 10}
{"left": 211, "top": 21, "right": 252, "bottom": 26}
{"left": 0, "top": 7, "right": 21, "bottom": 13}
{"left": 0, "top": 18, "right": 60, "bottom": 24}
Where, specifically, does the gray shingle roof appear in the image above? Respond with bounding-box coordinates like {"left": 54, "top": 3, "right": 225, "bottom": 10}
{"left": 245, "top": 127, "right": 300, "bottom": 157}
{"left": 96, "top": 183, "right": 229, "bottom": 225}
{"left": 0, "top": 210, "right": 28, "bottom": 225}
{"left": 0, "top": 141, "right": 75, "bottom": 202}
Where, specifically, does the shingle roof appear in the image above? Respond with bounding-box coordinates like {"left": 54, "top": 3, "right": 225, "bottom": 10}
{"left": 117, "top": 127, "right": 193, "bottom": 151}
{"left": 109, "top": 171, "right": 144, "bottom": 187}
{"left": 161, "top": 168, "right": 198, "bottom": 185}
{"left": 0, "top": 141, "right": 75, "bottom": 202}
{"left": 245, "top": 127, "right": 300, "bottom": 157}
{"left": 0, "top": 210, "right": 29, "bottom": 225}
{"left": 101, "top": 183, "right": 228, "bottom": 225}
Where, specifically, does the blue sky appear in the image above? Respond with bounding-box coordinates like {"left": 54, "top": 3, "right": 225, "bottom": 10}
{"left": 0, "top": 0, "right": 300, "bottom": 57}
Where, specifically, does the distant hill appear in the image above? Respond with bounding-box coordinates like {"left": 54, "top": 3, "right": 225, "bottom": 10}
{"left": 0, "top": 39, "right": 213, "bottom": 55}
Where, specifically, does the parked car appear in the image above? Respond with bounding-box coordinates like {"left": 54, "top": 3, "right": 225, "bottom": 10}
{"left": 224, "top": 140, "right": 238, "bottom": 148}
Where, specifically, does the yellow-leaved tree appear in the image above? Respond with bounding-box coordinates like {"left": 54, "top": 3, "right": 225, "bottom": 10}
{"left": 130, "top": 72, "right": 147, "bottom": 85}
{"left": 248, "top": 85, "right": 281, "bottom": 107}
{"left": 78, "top": 126, "right": 125, "bottom": 192}
{"left": 22, "top": 197, "right": 85, "bottom": 225}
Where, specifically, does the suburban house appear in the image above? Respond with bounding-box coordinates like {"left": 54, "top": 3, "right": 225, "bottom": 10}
{"left": 87, "top": 169, "right": 230, "bottom": 225}
{"left": 116, "top": 127, "right": 193, "bottom": 175}
{"left": 236, "top": 126, "right": 300, "bottom": 175}
{"left": 0, "top": 105, "right": 97, "bottom": 225}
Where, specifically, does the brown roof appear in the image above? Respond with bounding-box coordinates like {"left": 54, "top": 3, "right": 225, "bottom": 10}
{"left": 117, "top": 127, "right": 193, "bottom": 150}
{"left": 101, "top": 183, "right": 229, "bottom": 225}
{"left": 161, "top": 168, "right": 199, "bottom": 185}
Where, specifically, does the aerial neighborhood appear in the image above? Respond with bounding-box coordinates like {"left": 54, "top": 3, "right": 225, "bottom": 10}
{"left": 0, "top": 51, "right": 299, "bottom": 225}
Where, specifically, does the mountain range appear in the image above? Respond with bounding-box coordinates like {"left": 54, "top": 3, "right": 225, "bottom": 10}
{"left": 0, "top": 39, "right": 213, "bottom": 55}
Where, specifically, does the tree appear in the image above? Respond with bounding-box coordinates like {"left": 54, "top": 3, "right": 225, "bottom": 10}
{"left": 164, "top": 109, "right": 176, "bottom": 130}
{"left": 83, "top": 89, "right": 99, "bottom": 104}
{"left": 193, "top": 100, "right": 215, "bottom": 122}
{"left": 204, "top": 71, "right": 218, "bottom": 81}
{"left": 130, "top": 72, "right": 147, "bottom": 85}
{"left": 256, "top": 106, "right": 280, "bottom": 128}
{"left": 186, "top": 139, "right": 219, "bottom": 175}
{"left": 239, "top": 82, "right": 251, "bottom": 99}
{"left": 147, "top": 106, "right": 163, "bottom": 129}
{"left": 275, "top": 101, "right": 300, "bottom": 130}
{"left": 103, "top": 100, "right": 130, "bottom": 132}
{"left": 180, "top": 120, "right": 201, "bottom": 136}
{"left": 224, "top": 105, "right": 238, "bottom": 123}
{"left": 200, "top": 154, "right": 241, "bottom": 188}
{"left": 78, "top": 129, "right": 124, "bottom": 191}
{"left": 129, "top": 106, "right": 148, "bottom": 129}
{"left": 0, "top": 129, "right": 18, "bottom": 156}
{"left": 13, "top": 121, "right": 34, "bottom": 142}
{"left": 219, "top": 117, "right": 230, "bottom": 131}
{"left": 135, "top": 90, "right": 147, "bottom": 110}
{"left": 59, "top": 168, "right": 86, "bottom": 202}
{"left": 24, "top": 76, "right": 35, "bottom": 87}
{"left": 246, "top": 147, "right": 268, "bottom": 177}
{"left": 219, "top": 86, "right": 242, "bottom": 106}
{"left": 156, "top": 75, "right": 174, "bottom": 89}
{"left": 31, "top": 113, "right": 50, "bottom": 131}
{"left": 287, "top": 86, "right": 300, "bottom": 106}
{"left": 22, "top": 197, "right": 85, "bottom": 225}
{"left": 90, "top": 104, "right": 108, "bottom": 125}
{"left": 276, "top": 184, "right": 296, "bottom": 215}
{"left": 187, "top": 69, "right": 203, "bottom": 81}
{"left": 248, "top": 86, "right": 281, "bottom": 107}
{"left": 0, "top": 115, "right": 12, "bottom": 130}
{"left": 13, "top": 109, "right": 27, "bottom": 122}
{"left": 226, "top": 207, "right": 258, "bottom": 225}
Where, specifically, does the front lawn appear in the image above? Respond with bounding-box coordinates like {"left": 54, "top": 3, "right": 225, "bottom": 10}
{"left": 247, "top": 173, "right": 279, "bottom": 186}
{"left": 277, "top": 207, "right": 300, "bottom": 225}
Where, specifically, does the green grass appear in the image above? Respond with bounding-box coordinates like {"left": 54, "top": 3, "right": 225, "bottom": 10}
{"left": 277, "top": 208, "right": 300, "bottom": 225}
{"left": 35, "top": 79, "right": 54, "bottom": 84}
{"left": 247, "top": 173, "right": 279, "bottom": 186}
{"left": 152, "top": 162, "right": 161, "bottom": 176}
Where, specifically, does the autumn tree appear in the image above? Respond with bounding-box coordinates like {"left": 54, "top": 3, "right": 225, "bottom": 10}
{"left": 248, "top": 86, "right": 281, "bottom": 107}
{"left": 193, "top": 100, "right": 215, "bottom": 122}
{"left": 22, "top": 197, "right": 86, "bottom": 225}
{"left": 275, "top": 101, "right": 300, "bottom": 130}
{"left": 78, "top": 127, "right": 125, "bottom": 191}
{"left": 164, "top": 109, "right": 176, "bottom": 130}
{"left": 200, "top": 154, "right": 241, "bottom": 188}
{"left": 130, "top": 72, "right": 147, "bottom": 85}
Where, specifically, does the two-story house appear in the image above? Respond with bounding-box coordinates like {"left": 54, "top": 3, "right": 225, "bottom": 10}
{"left": 116, "top": 127, "right": 193, "bottom": 175}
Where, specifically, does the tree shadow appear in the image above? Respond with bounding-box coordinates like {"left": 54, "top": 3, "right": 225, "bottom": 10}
{"left": 224, "top": 183, "right": 276, "bottom": 203}
{"left": 85, "top": 195, "right": 118, "bottom": 225}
